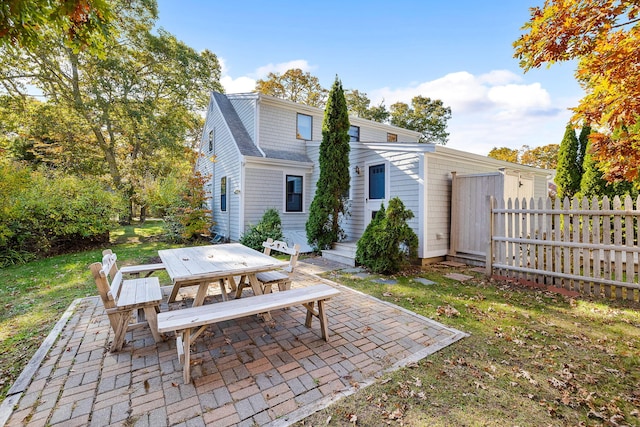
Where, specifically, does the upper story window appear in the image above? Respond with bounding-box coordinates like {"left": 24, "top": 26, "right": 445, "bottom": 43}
{"left": 348, "top": 125, "right": 360, "bottom": 142}
{"left": 208, "top": 129, "right": 214, "bottom": 152}
{"left": 286, "top": 175, "right": 303, "bottom": 212}
{"left": 220, "top": 176, "right": 227, "bottom": 212}
{"left": 296, "top": 113, "right": 312, "bottom": 140}
{"left": 387, "top": 133, "right": 397, "bottom": 142}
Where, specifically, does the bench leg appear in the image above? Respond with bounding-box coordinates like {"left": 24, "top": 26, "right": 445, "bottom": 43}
{"left": 143, "top": 305, "right": 163, "bottom": 343}
{"left": 303, "top": 300, "right": 330, "bottom": 342}
{"left": 182, "top": 329, "right": 192, "bottom": 384}
{"left": 277, "top": 279, "right": 291, "bottom": 292}
{"left": 317, "top": 299, "right": 329, "bottom": 341}
{"left": 168, "top": 283, "right": 181, "bottom": 303}
{"left": 111, "top": 311, "right": 131, "bottom": 352}
{"left": 218, "top": 279, "right": 228, "bottom": 302}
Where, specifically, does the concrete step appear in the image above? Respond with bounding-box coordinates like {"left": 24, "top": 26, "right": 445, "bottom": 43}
{"left": 321, "top": 242, "right": 357, "bottom": 267}
{"left": 321, "top": 249, "right": 356, "bottom": 267}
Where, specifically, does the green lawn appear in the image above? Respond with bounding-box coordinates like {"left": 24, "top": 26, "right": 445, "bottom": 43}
{"left": 1, "top": 223, "right": 639, "bottom": 426}
{"left": 0, "top": 220, "right": 178, "bottom": 398}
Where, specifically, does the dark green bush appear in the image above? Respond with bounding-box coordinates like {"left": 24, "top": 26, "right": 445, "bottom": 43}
{"left": 356, "top": 197, "right": 418, "bottom": 274}
{"left": 0, "top": 162, "right": 122, "bottom": 266}
{"left": 240, "top": 208, "right": 283, "bottom": 252}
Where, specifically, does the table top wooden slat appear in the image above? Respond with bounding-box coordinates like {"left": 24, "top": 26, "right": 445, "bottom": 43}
{"left": 158, "top": 244, "right": 287, "bottom": 284}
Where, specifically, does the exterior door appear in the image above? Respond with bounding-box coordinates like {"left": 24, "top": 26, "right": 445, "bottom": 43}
{"left": 364, "top": 161, "right": 389, "bottom": 227}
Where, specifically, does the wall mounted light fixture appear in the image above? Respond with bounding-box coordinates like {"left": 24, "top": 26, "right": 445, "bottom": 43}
{"left": 355, "top": 166, "right": 360, "bottom": 175}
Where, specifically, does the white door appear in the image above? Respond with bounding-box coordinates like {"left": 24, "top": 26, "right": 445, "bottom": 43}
{"left": 364, "top": 161, "right": 389, "bottom": 227}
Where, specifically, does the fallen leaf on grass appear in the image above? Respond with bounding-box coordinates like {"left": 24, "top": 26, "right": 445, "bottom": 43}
{"left": 437, "top": 304, "right": 460, "bottom": 317}
{"left": 388, "top": 407, "right": 403, "bottom": 420}
{"left": 548, "top": 377, "right": 567, "bottom": 389}
{"left": 474, "top": 381, "right": 487, "bottom": 390}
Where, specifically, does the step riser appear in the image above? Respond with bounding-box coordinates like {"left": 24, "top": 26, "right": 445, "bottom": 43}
{"left": 321, "top": 250, "right": 356, "bottom": 267}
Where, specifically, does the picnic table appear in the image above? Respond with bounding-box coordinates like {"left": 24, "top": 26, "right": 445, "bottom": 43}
{"left": 158, "top": 243, "right": 288, "bottom": 306}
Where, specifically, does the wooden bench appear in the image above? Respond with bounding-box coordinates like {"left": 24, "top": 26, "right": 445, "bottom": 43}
{"left": 89, "top": 254, "right": 164, "bottom": 352}
{"left": 101, "top": 249, "right": 165, "bottom": 278}
{"left": 157, "top": 283, "right": 340, "bottom": 383}
{"left": 235, "top": 239, "right": 301, "bottom": 298}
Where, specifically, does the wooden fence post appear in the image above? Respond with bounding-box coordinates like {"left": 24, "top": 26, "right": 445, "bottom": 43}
{"left": 485, "top": 196, "right": 494, "bottom": 277}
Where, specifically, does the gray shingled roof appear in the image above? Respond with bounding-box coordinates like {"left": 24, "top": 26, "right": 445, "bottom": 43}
{"left": 211, "top": 92, "right": 263, "bottom": 157}
{"left": 260, "top": 148, "right": 312, "bottom": 163}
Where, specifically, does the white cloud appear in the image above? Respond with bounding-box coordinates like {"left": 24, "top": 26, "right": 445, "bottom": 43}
{"left": 488, "top": 83, "right": 551, "bottom": 111}
{"left": 368, "top": 70, "right": 574, "bottom": 154}
{"left": 253, "top": 59, "right": 316, "bottom": 79}
{"left": 219, "top": 59, "right": 318, "bottom": 94}
{"left": 220, "top": 75, "right": 256, "bottom": 93}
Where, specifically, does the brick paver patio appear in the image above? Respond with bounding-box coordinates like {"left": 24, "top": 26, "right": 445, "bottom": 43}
{"left": 1, "top": 258, "right": 467, "bottom": 427}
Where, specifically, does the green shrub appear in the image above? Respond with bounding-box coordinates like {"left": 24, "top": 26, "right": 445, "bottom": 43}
{"left": 240, "top": 208, "right": 283, "bottom": 251}
{"left": 356, "top": 197, "right": 418, "bottom": 274}
{"left": 0, "top": 163, "right": 122, "bottom": 266}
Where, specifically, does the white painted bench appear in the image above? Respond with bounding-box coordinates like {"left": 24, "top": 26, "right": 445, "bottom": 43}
{"left": 157, "top": 283, "right": 340, "bottom": 383}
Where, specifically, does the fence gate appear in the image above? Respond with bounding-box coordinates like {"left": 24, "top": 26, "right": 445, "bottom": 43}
{"left": 450, "top": 171, "right": 534, "bottom": 262}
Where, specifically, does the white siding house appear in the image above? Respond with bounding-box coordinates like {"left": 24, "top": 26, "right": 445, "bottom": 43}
{"left": 196, "top": 92, "right": 552, "bottom": 264}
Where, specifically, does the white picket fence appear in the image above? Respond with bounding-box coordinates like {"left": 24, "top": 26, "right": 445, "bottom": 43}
{"left": 487, "top": 195, "right": 640, "bottom": 302}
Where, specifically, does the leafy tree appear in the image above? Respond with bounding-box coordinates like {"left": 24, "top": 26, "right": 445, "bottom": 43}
{"left": 306, "top": 77, "right": 350, "bottom": 250}
{"left": 488, "top": 147, "right": 519, "bottom": 163}
{"left": 514, "top": 1, "right": 640, "bottom": 181}
{"left": 0, "top": 97, "right": 102, "bottom": 174}
{"left": 390, "top": 96, "right": 451, "bottom": 144}
{"left": 0, "top": 0, "right": 222, "bottom": 222}
{"left": 345, "top": 89, "right": 389, "bottom": 123}
{"left": 488, "top": 144, "right": 558, "bottom": 169}
{"left": 239, "top": 208, "right": 283, "bottom": 252}
{"left": 520, "top": 144, "right": 558, "bottom": 169}
{"left": 163, "top": 171, "right": 213, "bottom": 243}
{"left": 356, "top": 197, "right": 418, "bottom": 274}
{"left": 555, "top": 124, "right": 582, "bottom": 199}
{"left": 255, "top": 68, "right": 327, "bottom": 108}
{"left": 0, "top": 0, "right": 115, "bottom": 54}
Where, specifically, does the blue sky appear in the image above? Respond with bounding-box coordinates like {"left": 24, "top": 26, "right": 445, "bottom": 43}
{"left": 156, "top": 0, "right": 583, "bottom": 155}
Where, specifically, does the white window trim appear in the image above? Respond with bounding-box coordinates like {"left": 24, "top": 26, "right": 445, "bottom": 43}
{"left": 283, "top": 173, "right": 305, "bottom": 213}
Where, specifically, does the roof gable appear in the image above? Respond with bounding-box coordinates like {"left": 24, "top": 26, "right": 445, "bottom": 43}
{"left": 211, "top": 92, "right": 263, "bottom": 158}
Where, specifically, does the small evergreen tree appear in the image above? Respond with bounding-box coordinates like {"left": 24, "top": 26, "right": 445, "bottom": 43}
{"left": 306, "top": 76, "right": 350, "bottom": 250}
{"left": 577, "top": 124, "right": 590, "bottom": 173}
{"left": 580, "top": 141, "right": 637, "bottom": 199}
{"left": 356, "top": 197, "right": 418, "bottom": 274}
{"left": 240, "top": 208, "right": 283, "bottom": 252}
{"left": 555, "top": 124, "right": 582, "bottom": 199}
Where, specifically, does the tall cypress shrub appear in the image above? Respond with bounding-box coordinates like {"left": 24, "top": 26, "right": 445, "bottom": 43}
{"left": 580, "top": 141, "right": 636, "bottom": 199}
{"left": 555, "top": 124, "right": 581, "bottom": 199}
{"left": 306, "top": 76, "right": 350, "bottom": 250}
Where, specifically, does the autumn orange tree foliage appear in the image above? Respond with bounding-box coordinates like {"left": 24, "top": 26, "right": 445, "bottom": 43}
{"left": 514, "top": 0, "right": 640, "bottom": 182}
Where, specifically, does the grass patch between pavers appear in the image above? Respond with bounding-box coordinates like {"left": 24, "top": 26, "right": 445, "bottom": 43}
{"left": 295, "top": 267, "right": 640, "bottom": 426}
